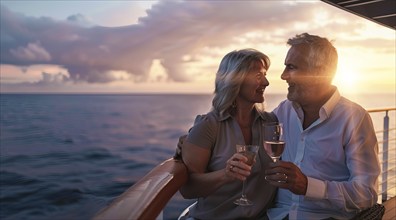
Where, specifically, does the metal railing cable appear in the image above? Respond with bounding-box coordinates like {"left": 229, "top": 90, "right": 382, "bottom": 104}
{"left": 368, "top": 107, "right": 396, "bottom": 202}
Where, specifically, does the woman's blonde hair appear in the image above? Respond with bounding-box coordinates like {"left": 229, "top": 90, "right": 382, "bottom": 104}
{"left": 212, "top": 48, "right": 270, "bottom": 114}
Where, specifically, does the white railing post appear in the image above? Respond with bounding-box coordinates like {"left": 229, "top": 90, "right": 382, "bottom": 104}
{"left": 382, "top": 110, "right": 389, "bottom": 202}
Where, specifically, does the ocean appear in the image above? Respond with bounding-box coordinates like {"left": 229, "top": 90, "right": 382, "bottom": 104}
{"left": 0, "top": 93, "right": 395, "bottom": 220}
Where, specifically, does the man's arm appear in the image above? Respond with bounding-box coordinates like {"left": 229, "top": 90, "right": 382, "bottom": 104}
{"left": 323, "top": 112, "right": 380, "bottom": 210}
{"left": 266, "top": 112, "right": 380, "bottom": 211}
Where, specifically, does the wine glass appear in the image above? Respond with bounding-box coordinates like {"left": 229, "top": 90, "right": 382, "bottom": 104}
{"left": 263, "top": 122, "right": 285, "bottom": 162}
{"left": 263, "top": 123, "right": 286, "bottom": 182}
{"left": 233, "top": 144, "right": 259, "bottom": 206}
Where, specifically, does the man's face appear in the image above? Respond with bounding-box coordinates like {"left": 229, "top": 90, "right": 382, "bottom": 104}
{"left": 281, "top": 44, "right": 324, "bottom": 105}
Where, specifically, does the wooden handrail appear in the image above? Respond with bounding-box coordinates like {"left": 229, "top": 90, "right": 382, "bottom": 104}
{"left": 367, "top": 107, "right": 396, "bottom": 113}
{"left": 93, "top": 158, "right": 188, "bottom": 220}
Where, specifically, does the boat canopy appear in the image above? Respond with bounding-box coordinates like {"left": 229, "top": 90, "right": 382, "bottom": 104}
{"left": 321, "top": 0, "right": 396, "bottom": 30}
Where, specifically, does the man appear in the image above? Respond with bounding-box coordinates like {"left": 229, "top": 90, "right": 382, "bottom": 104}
{"left": 265, "top": 33, "right": 380, "bottom": 220}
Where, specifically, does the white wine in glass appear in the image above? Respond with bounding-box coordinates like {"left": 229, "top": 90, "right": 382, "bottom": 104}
{"left": 263, "top": 123, "right": 286, "bottom": 182}
{"left": 263, "top": 122, "right": 284, "bottom": 162}
{"left": 233, "top": 144, "right": 259, "bottom": 206}
{"left": 263, "top": 141, "right": 285, "bottom": 162}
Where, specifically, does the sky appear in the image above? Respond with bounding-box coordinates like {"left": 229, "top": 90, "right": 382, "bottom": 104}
{"left": 0, "top": 0, "right": 395, "bottom": 95}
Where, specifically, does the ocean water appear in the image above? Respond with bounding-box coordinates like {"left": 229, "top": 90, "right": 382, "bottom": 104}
{"left": 0, "top": 93, "right": 395, "bottom": 220}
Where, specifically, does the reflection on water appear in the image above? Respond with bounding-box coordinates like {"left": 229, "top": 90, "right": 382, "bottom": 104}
{"left": 1, "top": 94, "right": 211, "bottom": 220}
{"left": 0, "top": 93, "right": 394, "bottom": 219}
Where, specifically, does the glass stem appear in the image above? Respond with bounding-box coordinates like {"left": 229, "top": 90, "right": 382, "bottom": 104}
{"left": 241, "top": 180, "right": 247, "bottom": 199}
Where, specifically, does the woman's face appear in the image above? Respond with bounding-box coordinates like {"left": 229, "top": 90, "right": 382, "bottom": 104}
{"left": 238, "top": 60, "right": 269, "bottom": 105}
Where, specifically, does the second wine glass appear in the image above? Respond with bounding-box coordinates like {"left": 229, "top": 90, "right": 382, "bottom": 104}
{"left": 263, "top": 122, "right": 285, "bottom": 162}
{"left": 263, "top": 122, "right": 286, "bottom": 183}
{"left": 233, "top": 144, "right": 259, "bottom": 206}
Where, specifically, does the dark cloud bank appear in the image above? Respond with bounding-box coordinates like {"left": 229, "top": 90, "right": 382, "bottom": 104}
{"left": 0, "top": 1, "right": 377, "bottom": 85}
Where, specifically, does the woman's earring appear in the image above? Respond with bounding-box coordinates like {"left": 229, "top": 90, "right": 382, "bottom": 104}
{"left": 232, "top": 101, "right": 237, "bottom": 109}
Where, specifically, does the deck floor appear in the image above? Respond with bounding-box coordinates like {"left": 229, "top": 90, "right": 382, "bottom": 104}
{"left": 383, "top": 197, "right": 395, "bottom": 220}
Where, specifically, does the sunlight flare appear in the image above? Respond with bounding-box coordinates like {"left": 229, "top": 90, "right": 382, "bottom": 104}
{"left": 333, "top": 63, "right": 359, "bottom": 93}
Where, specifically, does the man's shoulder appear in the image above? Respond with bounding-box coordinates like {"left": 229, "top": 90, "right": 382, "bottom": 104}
{"left": 337, "top": 96, "right": 367, "bottom": 114}
{"left": 278, "top": 99, "right": 292, "bottom": 107}
{"left": 273, "top": 99, "right": 293, "bottom": 113}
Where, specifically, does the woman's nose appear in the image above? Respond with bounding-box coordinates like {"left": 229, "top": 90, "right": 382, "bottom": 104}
{"left": 262, "top": 77, "right": 269, "bottom": 86}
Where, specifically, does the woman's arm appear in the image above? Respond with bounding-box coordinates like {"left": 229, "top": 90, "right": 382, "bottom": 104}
{"left": 180, "top": 141, "right": 251, "bottom": 199}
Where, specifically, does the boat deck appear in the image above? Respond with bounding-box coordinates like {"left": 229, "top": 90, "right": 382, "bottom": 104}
{"left": 383, "top": 197, "right": 395, "bottom": 220}
{"left": 93, "top": 108, "right": 396, "bottom": 220}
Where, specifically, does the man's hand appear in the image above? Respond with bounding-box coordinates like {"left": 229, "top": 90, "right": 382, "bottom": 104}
{"left": 173, "top": 134, "right": 187, "bottom": 160}
{"left": 265, "top": 161, "right": 308, "bottom": 195}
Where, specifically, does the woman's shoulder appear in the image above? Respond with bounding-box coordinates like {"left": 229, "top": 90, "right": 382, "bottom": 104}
{"left": 187, "top": 111, "right": 220, "bottom": 149}
{"left": 192, "top": 110, "right": 220, "bottom": 128}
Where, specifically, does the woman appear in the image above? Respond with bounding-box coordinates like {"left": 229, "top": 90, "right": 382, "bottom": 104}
{"left": 180, "top": 49, "right": 277, "bottom": 219}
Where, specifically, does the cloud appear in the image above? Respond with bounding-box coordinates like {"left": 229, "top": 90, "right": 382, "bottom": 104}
{"left": 10, "top": 41, "right": 51, "bottom": 62}
{"left": 39, "top": 72, "right": 70, "bottom": 84}
{"left": 0, "top": 1, "right": 389, "bottom": 85}
{"left": 66, "top": 13, "right": 94, "bottom": 27}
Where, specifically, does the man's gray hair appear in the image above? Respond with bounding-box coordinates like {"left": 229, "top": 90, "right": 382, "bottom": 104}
{"left": 288, "top": 33, "right": 338, "bottom": 78}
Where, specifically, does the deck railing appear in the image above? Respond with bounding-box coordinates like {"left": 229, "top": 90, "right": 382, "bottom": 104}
{"left": 93, "top": 107, "right": 396, "bottom": 220}
{"left": 368, "top": 107, "right": 396, "bottom": 202}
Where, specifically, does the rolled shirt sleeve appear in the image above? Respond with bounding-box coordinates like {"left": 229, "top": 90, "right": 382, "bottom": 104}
{"left": 305, "top": 177, "right": 326, "bottom": 199}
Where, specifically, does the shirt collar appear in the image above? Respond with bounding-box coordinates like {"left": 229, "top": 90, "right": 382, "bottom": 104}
{"left": 217, "top": 105, "right": 265, "bottom": 122}
{"left": 319, "top": 86, "right": 340, "bottom": 120}
{"left": 291, "top": 86, "right": 340, "bottom": 122}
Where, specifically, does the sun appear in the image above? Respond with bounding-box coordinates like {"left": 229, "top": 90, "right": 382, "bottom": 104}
{"left": 333, "top": 63, "right": 360, "bottom": 94}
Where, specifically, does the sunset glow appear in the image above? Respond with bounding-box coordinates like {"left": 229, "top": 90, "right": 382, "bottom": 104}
{"left": 0, "top": 1, "right": 394, "bottom": 95}
{"left": 333, "top": 62, "right": 359, "bottom": 94}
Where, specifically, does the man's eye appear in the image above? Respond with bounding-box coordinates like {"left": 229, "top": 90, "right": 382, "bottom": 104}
{"left": 286, "top": 65, "right": 295, "bottom": 70}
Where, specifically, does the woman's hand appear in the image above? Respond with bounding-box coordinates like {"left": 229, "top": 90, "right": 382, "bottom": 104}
{"left": 264, "top": 161, "right": 308, "bottom": 195}
{"left": 225, "top": 153, "right": 253, "bottom": 181}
